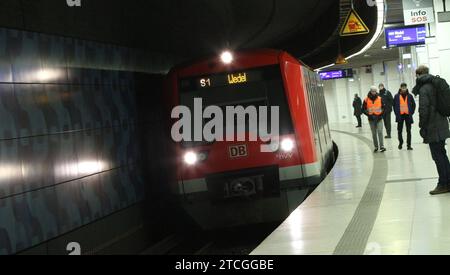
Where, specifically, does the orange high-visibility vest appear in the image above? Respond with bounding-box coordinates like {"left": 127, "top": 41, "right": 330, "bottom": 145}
{"left": 366, "top": 96, "right": 382, "bottom": 115}
{"left": 400, "top": 95, "right": 409, "bottom": 115}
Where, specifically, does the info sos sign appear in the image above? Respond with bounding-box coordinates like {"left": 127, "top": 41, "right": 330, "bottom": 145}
{"left": 402, "top": 0, "right": 435, "bottom": 26}
{"left": 404, "top": 9, "right": 434, "bottom": 25}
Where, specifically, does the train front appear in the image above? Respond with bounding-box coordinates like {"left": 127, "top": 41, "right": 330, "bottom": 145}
{"left": 167, "top": 50, "right": 320, "bottom": 229}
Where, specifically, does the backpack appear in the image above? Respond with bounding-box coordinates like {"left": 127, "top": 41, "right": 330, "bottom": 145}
{"left": 432, "top": 75, "right": 450, "bottom": 117}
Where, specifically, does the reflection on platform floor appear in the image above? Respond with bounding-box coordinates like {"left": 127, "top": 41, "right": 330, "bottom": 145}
{"left": 252, "top": 122, "right": 450, "bottom": 255}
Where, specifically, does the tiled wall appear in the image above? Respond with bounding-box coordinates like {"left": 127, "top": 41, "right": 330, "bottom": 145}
{"left": 0, "top": 27, "right": 174, "bottom": 254}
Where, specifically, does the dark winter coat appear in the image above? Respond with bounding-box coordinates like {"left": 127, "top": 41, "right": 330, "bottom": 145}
{"left": 362, "top": 92, "right": 385, "bottom": 122}
{"left": 413, "top": 74, "right": 450, "bottom": 144}
{"left": 393, "top": 90, "right": 416, "bottom": 123}
{"left": 379, "top": 88, "right": 394, "bottom": 113}
{"left": 353, "top": 97, "right": 363, "bottom": 116}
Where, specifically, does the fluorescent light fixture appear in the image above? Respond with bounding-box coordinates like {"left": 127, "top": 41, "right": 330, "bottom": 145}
{"left": 403, "top": 53, "right": 412, "bottom": 59}
{"left": 36, "top": 68, "right": 62, "bottom": 82}
{"left": 315, "top": 63, "right": 335, "bottom": 72}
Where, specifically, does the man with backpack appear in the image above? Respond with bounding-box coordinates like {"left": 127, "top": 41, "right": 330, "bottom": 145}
{"left": 412, "top": 65, "right": 450, "bottom": 195}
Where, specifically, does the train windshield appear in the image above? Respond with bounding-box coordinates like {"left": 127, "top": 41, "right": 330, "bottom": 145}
{"left": 178, "top": 65, "right": 294, "bottom": 147}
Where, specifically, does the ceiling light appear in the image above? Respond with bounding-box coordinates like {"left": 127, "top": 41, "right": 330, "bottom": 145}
{"left": 403, "top": 53, "right": 412, "bottom": 59}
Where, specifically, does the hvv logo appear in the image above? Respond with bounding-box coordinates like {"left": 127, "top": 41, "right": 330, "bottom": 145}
{"left": 67, "top": 0, "right": 81, "bottom": 7}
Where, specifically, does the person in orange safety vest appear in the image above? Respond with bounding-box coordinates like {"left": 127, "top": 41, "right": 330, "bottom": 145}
{"left": 363, "top": 86, "right": 386, "bottom": 153}
{"left": 393, "top": 83, "right": 416, "bottom": 151}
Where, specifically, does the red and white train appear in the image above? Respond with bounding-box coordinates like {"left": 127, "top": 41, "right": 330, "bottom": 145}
{"left": 166, "top": 49, "right": 335, "bottom": 229}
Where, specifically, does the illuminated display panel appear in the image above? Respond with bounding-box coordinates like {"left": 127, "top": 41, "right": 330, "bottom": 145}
{"left": 385, "top": 25, "right": 426, "bottom": 48}
{"left": 319, "top": 69, "right": 353, "bottom": 80}
{"left": 179, "top": 68, "right": 270, "bottom": 92}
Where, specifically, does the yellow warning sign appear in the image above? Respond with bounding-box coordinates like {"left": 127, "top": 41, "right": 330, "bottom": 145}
{"left": 340, "top": 9, "right": 370, "bottom": 36}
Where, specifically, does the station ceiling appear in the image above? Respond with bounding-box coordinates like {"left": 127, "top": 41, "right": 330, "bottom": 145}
{"left": 0, "top": 0, "right": 381, "bottom": 70}
{"left": 332, "top": 0, "right": 405, "bottom": 70}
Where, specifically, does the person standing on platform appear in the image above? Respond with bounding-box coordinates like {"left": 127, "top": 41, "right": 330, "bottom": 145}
{"left": 363, "top": 86, "right": 386, "bottom": 153}
{"left": 379, "top": 83, "right": 394, "bottom": 139}
{"left": 353, "top": 94, "right": 363, "bottom": 128}
{"left": 412, "top": 65, "right": 450, "bottom": 195}
{"left": 393, "top": 83, "right": 416, "bottom": 150}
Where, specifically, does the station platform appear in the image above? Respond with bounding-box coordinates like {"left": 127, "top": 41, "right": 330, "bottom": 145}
{"left": 251, "top": 122, "right": 450, "bottom": 255}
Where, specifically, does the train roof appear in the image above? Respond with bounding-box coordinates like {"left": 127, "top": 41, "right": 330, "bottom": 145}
{"left": 168, "top": 49, "right": 312, "bottom": 77}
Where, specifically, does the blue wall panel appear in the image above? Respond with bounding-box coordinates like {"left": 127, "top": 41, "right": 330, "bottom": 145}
{"left": 0, "top": 27, "right": 162, "bottom": 254}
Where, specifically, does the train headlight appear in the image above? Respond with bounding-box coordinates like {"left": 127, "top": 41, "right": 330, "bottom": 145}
{"left": 220, "top": 51, "right": 233, "bottom": 64}
{"left": 281, "top": 138, "right": 295, "bottom": 152}
{"left": 184, "top": 152, "right": 198, "bottom": 165}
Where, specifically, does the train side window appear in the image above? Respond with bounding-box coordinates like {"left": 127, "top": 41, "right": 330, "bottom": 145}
{"left": 317, "top": 79, "right": 323, "bottom": 127}
{"left": 307, "top": 74, "right": 316, "bottom": 131}
{"left": 312, "top": 74, "right": 319, "bottom": 131}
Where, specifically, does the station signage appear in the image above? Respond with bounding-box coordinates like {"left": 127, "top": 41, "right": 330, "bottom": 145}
{"left": 385, "top": 25, "right": 426, "bottom": 48}
{"left": 319, "top": 69, "right": 353, "bottom": 80}
{"left": 402, "top": 0, "right": 435, "bottom": 25}
{"left": 340, "top": 9, "right": 370, "bottom": 36}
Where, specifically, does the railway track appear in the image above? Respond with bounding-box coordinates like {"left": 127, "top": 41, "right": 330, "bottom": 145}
{"left": 142, "top": 222, "right": 280, "bottom": 255}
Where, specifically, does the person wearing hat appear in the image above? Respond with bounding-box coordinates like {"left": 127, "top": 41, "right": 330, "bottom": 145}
{"left": 393, "top": 83, "right": 416, "bottom": 150}
{"left": 363, "top": 86, "right": 386, "bottom": 153}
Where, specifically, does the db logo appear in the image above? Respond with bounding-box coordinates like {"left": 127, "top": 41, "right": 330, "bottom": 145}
{"left": 229, "top": 145, "right": 248, "bottom": 158}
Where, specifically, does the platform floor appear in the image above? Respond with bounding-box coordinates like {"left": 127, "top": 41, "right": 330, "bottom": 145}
{"left": 251, "top": 121, "right": 450, "bottom": 255}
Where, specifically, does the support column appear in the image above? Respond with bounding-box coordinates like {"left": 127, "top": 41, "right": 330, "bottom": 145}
{"left": 434, "top": 0, "right": 450, "bottom": 79}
